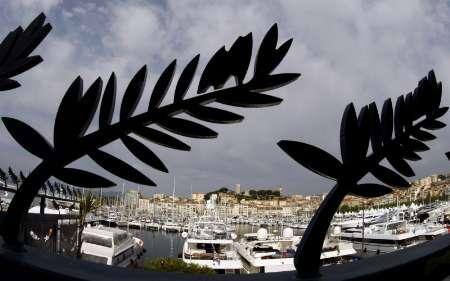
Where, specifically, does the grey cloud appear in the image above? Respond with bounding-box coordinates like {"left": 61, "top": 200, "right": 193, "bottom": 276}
{"left": 0, "top": 0, "right": 448, "bottom": 197}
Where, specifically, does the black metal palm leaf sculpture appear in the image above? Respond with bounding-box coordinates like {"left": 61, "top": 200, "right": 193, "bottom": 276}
{"left": 1, "top": 24, "right": 300, "bottom": 247}
{"left": 278, "top": 70, "right": 448, "bottom": 277}
{"left": 0, "top": 13, "right": 51, "bottom": 92}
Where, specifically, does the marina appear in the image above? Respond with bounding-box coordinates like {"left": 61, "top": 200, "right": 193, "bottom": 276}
{"left": 81, "top": 199, "right": 449, "bottom": 274}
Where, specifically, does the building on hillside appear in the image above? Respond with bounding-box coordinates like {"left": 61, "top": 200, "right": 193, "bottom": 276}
{"left": 138, "top": 198, "right": 150, "bottom": 210}
{"left": 153, "top": 193, "right": 165, "bottom": 200}
{"left": 191, "top": 192, "right": 205, "bottom": 203}
{"left": 124, "top": 190, "right": 140, "bottom": 208}
{"left": 235, "top": 184, "right": 241, "bottom": 194}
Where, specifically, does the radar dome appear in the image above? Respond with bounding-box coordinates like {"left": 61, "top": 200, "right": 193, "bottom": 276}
{"left": 282, "top": 227, "right": 294, "bottom": 238}
{"left": 332, "top": 225, "right": 341, "bottom": 235}
{"left": 257, "top": 228, "right": 268, "bottom": 240}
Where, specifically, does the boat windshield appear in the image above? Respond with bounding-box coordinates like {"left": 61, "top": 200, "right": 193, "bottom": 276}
{"left": 82, "top": 233, "right": 113, "bottom": 248}
{"left": 113, "top": 232, "right": 130, "bottom": 246}
{"left": 185, "top": 243, "right": 236, "bottom": 260}
{"left": 191, "top": 222, "right": 228, "bottom": 239}
{"left": 81, "top": 253, "right": 108, "bottom": 264}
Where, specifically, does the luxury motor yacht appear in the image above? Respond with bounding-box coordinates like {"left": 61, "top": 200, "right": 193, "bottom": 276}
{"left": 80, "top": 225, "right": 145, "bottom": 267}
{"left": 127, "top": 220, "right": 143, "bottom": 230}
{"left": 162, "top": 220, "right": 182, "bottom": 232}
{"left": 181, "top": 220, "right": 243, "bottom": 274}
{"left": 145, "top": 221, "right": 161, "bottom": 231}
{"left": 336, "top": 220, "right": 423, "bottom": 253}
{"left": 235, "top": 228, "right": 356, "bottom": 273}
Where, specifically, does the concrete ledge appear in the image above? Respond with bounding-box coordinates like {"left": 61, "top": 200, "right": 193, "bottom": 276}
{"left": 0, "top": 235, "right": 449, "bottom": 281}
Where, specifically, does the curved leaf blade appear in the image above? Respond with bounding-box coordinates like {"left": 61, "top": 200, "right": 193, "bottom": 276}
{"left": 433, "top": 107, "right": 448, "bottom": 119}
{"left": 394, "top": 96, "right": 405, "bottom": 138}
{"left": 370, "top": 165, "right": 410, "bottom": 188}
{"left": 0, "top": 56, "right": 42, "bottom": 77}
{"left": 0, "top": 78, "right": 20, "bottom": 91}
{"left": 120, "top": 65, "right": 147, "bottom": 120}
{"left": 278, "top": 140, "right": 343, "bottom": 180}
{"left": 380, "top": 99, "right": 393, "bottom": 143}
{"left": 158, "top": 117, "right": 217, "bottom": 139}
{"left": 404, "top": 138, "right": 429, "bottom": 152}
{"left": 197, "top": 33, "right": 252, "bottom": 93}
{"left": 174, "top": 55, "right": 199, "bottom": 102}
{"left": 217, "top": 91, "right": 282, "bottom": 108}
{"left": 254, "top": 24, "right": 293, "bottom": 77}
{"left": 248, "top": 73, "right": 300, "bottom": 92}
{"left": 0, "top": 28, "right": 22, "bottom": 65}
{"left": 351, "top": 184, "right": 392, "bottom": 198}
{"left": 2, "top": 117, "right": 53, "bottom": 159}
{"left": 422, "top": 119, "right": 446, "bottom": 130}
{"left": 228, "top": 33, "right": 253, "bottom": 84}
{"left": 340, "top": 103, "right": 359, "bottom": 166}
{"left": 197, "top": 47, "right": 228, "bottom": 93}
{"left": 446, "top": 152, "right": 450, "bottom": 161}
{"left": 401, "top": 147, "right": 422, "bottom": 161}
{"left": 99, "top": 72, "right": 117, "bottom": 129}
{"left": 134, "top": 127, "right": 190, "bottom": 151}
{"left": 149, "top": 60, "right": 176, "bottom": 109}
{"left": 54, "top": 76, "right": 83, "bottom": 147}
{"left": 386, "top": 154, "right": 415, "bottom": 177}
{"left": 186, "top": 105, "right": 243, "bottom": 124}
{"left": 369, "top": 102, "right": 383, "bottom": 153}
{"left": 76, "top": 77, "right": 103, "bottom": 136}
{"left": 121, "top": 135, "right": 168, "bottom": 173}
{"left": 357, "top": 106, "right": 370, "bottom": 160}
{"left": 89, "top": 149, "right": 156, "bottom": 186}
{"left": 54, "top": 168, "right": 115, "bottom": 188}
{"left": 411, "top": 129, "right": 436, "bottom": 141}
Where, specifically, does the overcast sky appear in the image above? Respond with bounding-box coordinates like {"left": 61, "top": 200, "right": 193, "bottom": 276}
{"left": 0, "top": 0, "right": 449, "bottom": 197}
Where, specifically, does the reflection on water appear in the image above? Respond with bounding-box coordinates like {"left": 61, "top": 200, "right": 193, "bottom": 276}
{"left": 128, "top": 224, "right": 304, "bottom": 260}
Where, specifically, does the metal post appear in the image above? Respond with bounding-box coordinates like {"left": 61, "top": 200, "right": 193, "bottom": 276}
{"left": 362, "top": 200, "right": 365, "bottom": 252}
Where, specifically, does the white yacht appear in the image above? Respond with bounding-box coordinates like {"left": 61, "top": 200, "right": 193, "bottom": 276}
{"left": 145, "top": 221, "right": 161, "bottom": 231}
{"left": 182, "top": 220, "right": 243, "bottom": 274}
{"left": 336, "top": 220, "right": 423, "bottom": 253}
{"left": 80, "top": 225, "right": 145, "bottom": 267}
{"left": 127, "top": 220, "right": 143, "bottom": 230}
{"left": 162, "top": 220, "right": 182, "bottom": 232}
{"left": 235, "top": 228, "right": 356, "bottom": 273}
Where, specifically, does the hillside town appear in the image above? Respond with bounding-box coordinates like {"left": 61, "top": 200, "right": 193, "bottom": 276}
{"left": 115, "top": 173, "right": 450, "bottom": 220}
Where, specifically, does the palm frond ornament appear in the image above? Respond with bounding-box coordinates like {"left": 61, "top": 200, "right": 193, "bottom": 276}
{"left": 278, "top": 70, "right": 448, "bottom": 277}
{"left": 0, "top": 13, "right": 51, "bottom": 92}
{"left": 1, "top": 24, "right": 300, "bottom": 247}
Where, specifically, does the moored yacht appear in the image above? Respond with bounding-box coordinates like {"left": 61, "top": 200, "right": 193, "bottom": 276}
{"left": 162, "top": 220, "right": 182, "bottom": 232}
{"left": 235, "top": 227, "right": 355, "bottom": 273}
{"left": 80, "top": 225, "right": 145, "bottom": 267}
{"left": 145, "top": 221, "right": 161, "bottom": 231}
{"left": 127, "top": 220, "right": 143, "bottom": 230}
{"left": 336, "top": 220, "right": 423, "bottom": 253}
{"left": 182, "top": 220, "right": 242, "bottom": 274}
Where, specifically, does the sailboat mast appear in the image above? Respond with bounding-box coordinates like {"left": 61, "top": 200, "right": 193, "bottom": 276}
{"left": 172, "top": 177, "right": 176, "bottom": 219}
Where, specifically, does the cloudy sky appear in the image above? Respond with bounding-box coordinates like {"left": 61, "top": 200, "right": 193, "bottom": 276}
{"left": 0, "top": 0, "right": 449, "bottom": 197}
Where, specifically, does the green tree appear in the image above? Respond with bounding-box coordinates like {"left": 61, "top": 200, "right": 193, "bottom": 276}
{"left": 0, "top": 168, "right": 8, "bottom": 188}
{"left": 143, "top": 257, "right": 215, "bottom": 274}
{"left": 8, "top": 167, "right": 18, "bottom": 189}
{"left": 77, "top": 192, "right": 100, "bottom": 258}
